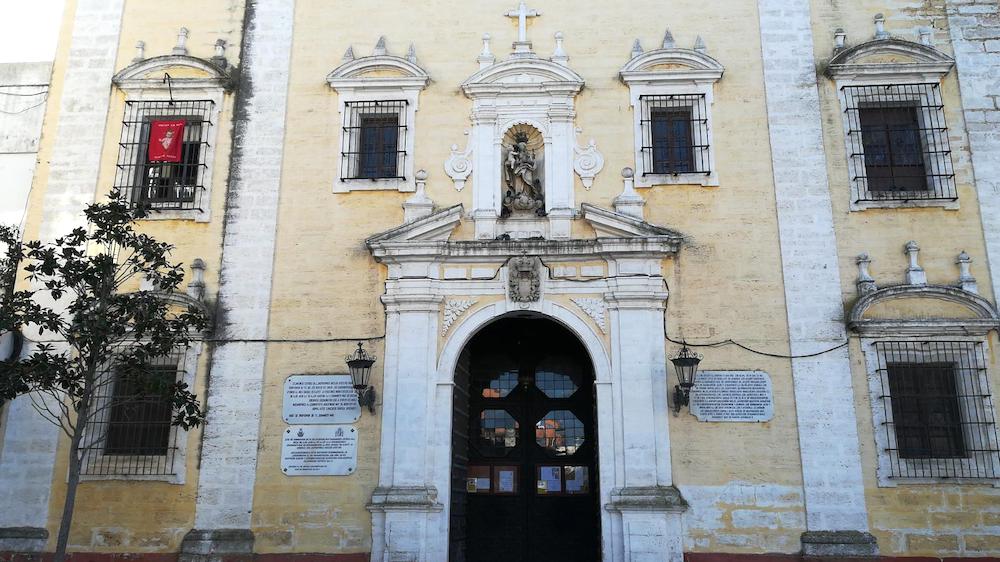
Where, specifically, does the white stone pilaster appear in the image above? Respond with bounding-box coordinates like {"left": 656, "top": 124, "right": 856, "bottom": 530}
{"left": 947, "top": 1, "right": 1000, "bottom": 303}
{"left": 369, "top": 288, "right": 444, "bottom": 562}
{"left": 758, "top": 0, "right": 872, "bottom": 542}
{"left": 0, "top": 0, "right": 125, "bottom": 548}
{"left": 605, "top": 274, "right": 684, "bottom": 562}
{"left": 190, "top": 0, "right": 294, "bottom": 532}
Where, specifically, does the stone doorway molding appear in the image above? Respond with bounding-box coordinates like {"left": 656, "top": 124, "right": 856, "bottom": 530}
{"left": 366, "top": 204, "right": 690, "bottom": 562}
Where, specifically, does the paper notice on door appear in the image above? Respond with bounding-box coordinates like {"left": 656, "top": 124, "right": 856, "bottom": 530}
{"left": 538, "top": 466, "right": 562, "bottom": 494}
{"left": 497, "top": 470, "right": 515, "bottom": 493}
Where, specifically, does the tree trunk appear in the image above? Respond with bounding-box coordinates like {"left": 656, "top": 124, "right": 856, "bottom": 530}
{"left": 54, "top": 396, "right": 90, "bottom": 562}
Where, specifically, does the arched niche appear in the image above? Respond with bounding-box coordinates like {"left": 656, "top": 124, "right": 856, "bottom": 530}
{"left": 460, "top": 57, "right": 586, "bottom": 240}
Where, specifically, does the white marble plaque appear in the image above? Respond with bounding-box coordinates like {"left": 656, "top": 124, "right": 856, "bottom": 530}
{"left": 283, "top": 374, "right": 361, "bottom": 424}
{"left": 690, "top": 370, "right": 774, "bottom": 422}
{"left": 281, "top": 425, "right": 358, "bottom": 476}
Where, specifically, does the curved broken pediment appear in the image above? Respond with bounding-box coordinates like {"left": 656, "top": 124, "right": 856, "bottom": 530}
{"left": 849, "top": 285, "right": 999, "bottom": 336}
{"left": 327, "top": 55, "right": 430, "bottom": 90}
{"left": 826, "top": 38, "right": 953, "bottom": 81}
{"left": 113, "top": 55, "right": 232, "bottom": 91}
{"left": 462, "top": 58, "right": 584, "bottom": 97}
{"left": 619, "top": 48, "right": 724, "bottom": 85}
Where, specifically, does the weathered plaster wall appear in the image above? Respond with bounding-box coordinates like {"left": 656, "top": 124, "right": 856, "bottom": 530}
{"left": 0, "top": 62, "right": 50, "bottom": 229}
{"left": 809, "top": 0, "right": 1000, "bottom": 555}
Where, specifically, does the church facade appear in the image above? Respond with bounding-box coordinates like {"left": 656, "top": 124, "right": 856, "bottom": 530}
{"left": 2, "top": 0, "right": 1000, "bottom": 561}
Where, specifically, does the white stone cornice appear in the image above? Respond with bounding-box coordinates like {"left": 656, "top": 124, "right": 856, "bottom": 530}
{"left": 825, "top": 38, "right": 954, "bottom": 82}
{"left": 113, "top": 55, "right": 233, "bottom": 91}
{"left": 461, "top": 57, "right": 584, "bottom": 98}
{"left": 582, "top": 203, "right": 683, "bottom": 240}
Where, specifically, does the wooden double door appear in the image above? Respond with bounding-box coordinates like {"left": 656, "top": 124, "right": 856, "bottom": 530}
{"left": 455, "top": 318, "right": 600, "bottom": 562}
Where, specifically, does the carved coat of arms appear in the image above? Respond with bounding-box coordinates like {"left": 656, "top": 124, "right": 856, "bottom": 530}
{"left": 509, "top": 256, "right": 541, "bottom": 303}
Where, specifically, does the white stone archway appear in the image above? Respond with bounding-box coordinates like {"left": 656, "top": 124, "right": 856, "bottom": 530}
{"left": 367, "top": 204, "right": 690, "bottom": 562}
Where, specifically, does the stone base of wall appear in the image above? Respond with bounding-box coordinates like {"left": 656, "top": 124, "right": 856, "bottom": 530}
{"left": 684, "top": 552, "right": 1000, "bottom": 562}
{"left": 0, "top": 554, "right": 369, "bottom": 562}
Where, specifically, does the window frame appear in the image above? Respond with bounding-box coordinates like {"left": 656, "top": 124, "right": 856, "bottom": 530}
{"left": 340, "top": 100, "right": 408, "bottom": 182}
{"left": 78, "top": 341, "right": 202, "bottom": 484}
{"left": 112, "top": 77, "right": 225, "bottom": 223}
{"left": 861, "top": 337, "right": 1000, "bottom": 487}
{"left": 837, "top": 81, "right": 957, "bottom": 210}
{"left": 627, "top": 84, "right": 719, "bottom": 188}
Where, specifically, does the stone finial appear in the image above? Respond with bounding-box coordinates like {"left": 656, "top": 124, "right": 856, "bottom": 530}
{"left": 478, "top": 33, "right": 495, "bottom": 69}
{"left": 373, "top": 36, "right": 387, "bottom": 56}
{"left": 662, "top": 29, "right": 675, "bottom": 49}
{"left": 613, "top": 167, "right": 645, "bottom": 219}
{"left": 407, "top": 44, "right": 418, "bottom": 64}
{"left": 693, "top": 35, "right": 707, "bottom": 53}
{"left": 856, "top": 253, "right": 877, "bottom": 295}
{"left": 919, "top": 27, "right": 933, "bottom": 46}
{"left": 957, "top": 251, "right": 978, "bottom": 293}
{"left": 552, "top": 32, "right": 568, "bottom": 65}
{"left": 187, "top": 258, "right": 206, "bottom": 300}
{"left": 904, "top": 241, "right": 927, "bottom": 286}
{"left": 173, "top": 27, "right": 190, "bottom": 56}
{"left": 404, "top": 169, "right": 434, "bottom": 222}
{"left": 631, "top": 39, "right": 644, "bottom": 59}
{"left": 874, "top": 14, "right": 889, "bottom": 40}
{"left": 133, "top": 40, "right": 146, "bottom": 63}
{"left": 834, "top": 28, "right": 847, "bottom": 52}
{"left": 342, "top": 46, "right": 356, "bottom": 63}
{"left": 211, "top": 39, "right": 228, "bottom": 68}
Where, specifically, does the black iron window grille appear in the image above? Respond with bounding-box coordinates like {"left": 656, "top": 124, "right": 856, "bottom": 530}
{"left": 114, "top": 100, "right": 214, "bottom": 212}
{"left": 842, "top": 84, "right": 956, "bottom": 202}
{"left": 639, "top": 94, "right": 711, "bottom": 176}
{"left": 79, "top": 352, "right": 184, "bottom": 477}
{"left": 873, "top": 341, "right": 1000, "bottom": 480}
{"left": 341, "top": 100, "right": 408, "bottom": 181}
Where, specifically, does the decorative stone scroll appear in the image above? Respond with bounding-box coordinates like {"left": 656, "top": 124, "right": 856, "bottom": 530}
{"left": 573, "top": 132, "right": 604, "bottom": 190}
{"left": 281, "top": 425, "right": 358, "bottom": 476}
{"left": 444, "top": 132, "right": 473, "bottom": 191}
{"left": 690, "top": 371, "right": 774, "bottom": 422}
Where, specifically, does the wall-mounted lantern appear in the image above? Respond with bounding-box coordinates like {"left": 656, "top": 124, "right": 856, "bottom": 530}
{"left": 346, "top": 342, "right": 377, "bottom": 414}
{"left": 670, "top": 345, "right": 702, "bottom": 414}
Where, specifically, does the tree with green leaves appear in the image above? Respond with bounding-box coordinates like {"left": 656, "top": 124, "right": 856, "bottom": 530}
{"left": 0, "top": 196, "right": 208, "bottom": 562}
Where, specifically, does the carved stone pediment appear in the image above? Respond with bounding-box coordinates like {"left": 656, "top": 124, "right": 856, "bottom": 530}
{"left": 849, "top": 285, "right": 1000, "bottom": 336}
{"left": 581, "top": 204, "right": 684, "bottom": 240}
{"left": 826, "top": 38, "right": 954, "bottom": 82}
{"left": 365, "top": 205, "right": 463, "bottom": 245}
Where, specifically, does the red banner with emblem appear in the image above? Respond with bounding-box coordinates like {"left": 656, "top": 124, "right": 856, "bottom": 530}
{"left": 148, "top": 119, "right": 186, "bottom": 163}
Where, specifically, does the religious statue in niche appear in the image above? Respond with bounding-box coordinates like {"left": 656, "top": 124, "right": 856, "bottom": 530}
{"left": 502, "top": 129, "right": 545, "bottom": 217}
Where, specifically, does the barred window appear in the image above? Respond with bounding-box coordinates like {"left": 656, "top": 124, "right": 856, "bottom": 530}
{"left": 340, "top": 100, "right": 407, "bottom": 181}
{"left": 114, "top": 100, "right": 214, "bottom": 212}
{"left": 842, "top": 84, "right": 956, "bottom": 203}
{"left": 80, "top": 353, "right": 184, "bottom": 477}
{"left": 873, "top": 341, "right": 1000, "bottom": 480}
{"left": 639, "top": 95, "right": 710, "bottom": 177}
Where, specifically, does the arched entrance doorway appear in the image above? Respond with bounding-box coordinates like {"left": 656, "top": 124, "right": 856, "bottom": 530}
{"left": 450, "top": 317, "right": 601, "bottom": 562}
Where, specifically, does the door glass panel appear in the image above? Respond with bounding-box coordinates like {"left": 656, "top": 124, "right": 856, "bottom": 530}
{"left": 535, "top": 371, "right": 578, "bottom": 398}
{"left": 535, "top": 410, "right": 585, "bottom": 456}
{"left": 564, "top": 466, "right": 589, "bottom": 494}
{"left": 483, "top": 370, "right": 518, "bottom": 398}
{"left": 477, "top": 409, "right": 519, "bottom": 456}
{"left": 536, "top": 465, "right": 563, "bottom": 494}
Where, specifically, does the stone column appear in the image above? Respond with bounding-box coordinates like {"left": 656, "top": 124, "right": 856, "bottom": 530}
{"left": 369, "top": 286, "right": 445, "bottom": 562}
{"left": 758, "top": 0, "right": 876, "bottom": 556}
{"left": 947, "top": 1, "right": 1000, "bottom": 303}
{"left": 180, "top": 0, "right": 294, "bottom": 559}
{"left": 0, "top": 0, "right": 125, "bottom": 553}
{"left": 605, "top": 273, "right": 686, "bottom": 562}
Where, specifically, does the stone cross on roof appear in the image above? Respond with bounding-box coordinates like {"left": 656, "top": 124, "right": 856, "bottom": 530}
{"left": 506, "top": 0, "right": 541, "bottom": 56}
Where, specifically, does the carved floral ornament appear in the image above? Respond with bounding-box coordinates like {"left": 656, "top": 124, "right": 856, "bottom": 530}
{"left": 849, "top": 243, "right": 1000, "bottom": 337}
